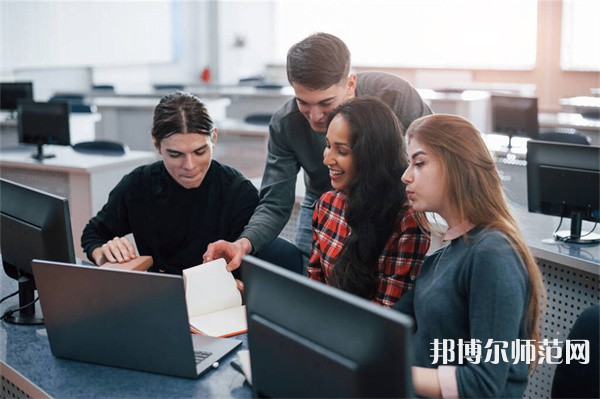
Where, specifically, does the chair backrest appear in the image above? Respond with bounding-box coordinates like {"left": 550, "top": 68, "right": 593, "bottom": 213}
{"left": 49, "top": 94, "right": 93, "bottom": 113}
{"left": 244, "top": 113, "right": 273, "bottom": 125}
{"left": 539, "top": 130, "right": 591, "bottom": 145}
{"left": 580, "top": 109, "right": 600, "bottom": 120}
{"left": 551, "top": 305, "right": 599, "bottom": 398}
{"left": 92, "top": 84, "right": 115, "bottom": 91}
{"left": 153, "top": 84, "right": 185, "bottom": 91}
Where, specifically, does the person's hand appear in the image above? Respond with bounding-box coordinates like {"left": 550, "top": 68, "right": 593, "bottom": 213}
{"left": 235, "top": 279, "right": 245, "bottom": 295}
{"left": 203, "top": 238, "right": 252, "bottom": 272}
{"left": 92, "top": 236, "right": 137, "bottom": 265}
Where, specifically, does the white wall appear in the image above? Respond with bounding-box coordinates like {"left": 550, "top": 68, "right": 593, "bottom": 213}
{"left": 217, "top": 1, "right": 275, "bottom": 85}
{"left": 1, "top": 1, "right": 173, "bottom": 70}
{"left": 1, "top": 1, "right": 214, "bottom": 95}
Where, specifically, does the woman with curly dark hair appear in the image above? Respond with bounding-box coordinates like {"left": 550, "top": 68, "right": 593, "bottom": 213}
{"left": 307, "top": 97, "right": 430, "bottom": 306}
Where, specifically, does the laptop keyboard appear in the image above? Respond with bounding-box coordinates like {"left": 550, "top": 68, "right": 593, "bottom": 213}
{"left": 194, "top": 350, "right": 213, "bottom": 364}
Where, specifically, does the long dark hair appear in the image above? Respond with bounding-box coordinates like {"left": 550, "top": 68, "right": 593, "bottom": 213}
{"left": 328, "top": 97, "right": 408, "bottom": 299}
{"left": 151, "top": 91, "right": 214, "bottom": 146}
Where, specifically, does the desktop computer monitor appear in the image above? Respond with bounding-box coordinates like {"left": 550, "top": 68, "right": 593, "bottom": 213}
{"left": 17, "top": 101, "right": 70, "bottom": 160}
{"left": 0, "top": 178, "right": 75, "bottom": 324}
{"left": 0, "top": 82, "right": 34, "bottom": 116}
{"left": 242, "top": 255, "right": 413, "bottom": 398}
{"left": 527, "top": 140, "right": 600, "bottom": 244}
{"left": 491, "top": 94, "right": 539, "bottom": 150}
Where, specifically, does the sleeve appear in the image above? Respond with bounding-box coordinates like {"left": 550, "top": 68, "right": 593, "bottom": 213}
{"left": 374, "top": 210, "right": 430, "bottom": 307}
{"left": 306, "top": 198, "right": 325, "bottom": 282}
{"left": 455, "top": 235, "right": 529, "bottom": 398}
{"left": 239, "top": 121, "right": 301, "bottom": 253}
{"left": 80, "top": 175, "right": 134, "bottom": 262}
{"left": 222, "top": 179, "right": 259, "bottom": 242}
{"left": 392, "top": 286, "right": 415, "bottom": 319}
{"left": 380, "top": 82, "right": 433, "bottom": 131}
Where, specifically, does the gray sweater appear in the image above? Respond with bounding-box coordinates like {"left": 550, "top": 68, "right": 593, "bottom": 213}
{"left": 239, "top": 72, "right": 432, "bottom": 252}
{"left": 394, "top": 227, "right": 531, "bottom": 398}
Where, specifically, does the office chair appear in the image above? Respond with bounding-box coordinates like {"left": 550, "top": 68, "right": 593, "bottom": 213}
{"left": 255, "top": 236, "right": 304, "bottom": 275}
{"left": 153, "top": 84, "right": 185, "bottom": 92}
{"left": 255, "top": 83, "right": 284, "bottom": 90}
{"left": 71, "top": 140, "right": 127, "bottom": 155}
{"left": 49, "top": 94, "right": 94, "bottom": 113}
{"left": 238, "top": 76, "right": 265, "bottom": 85}
{"left": 551, "top": 305, "right": 599, "bottom": 398}
{"left": 92, "top": 84, "right": 115, "bottom": 91}
{"left": 580, "top": 109, "right": 600, "bottom": 120}
{"left": 538, "top": 128, "right": 591, "bottom": 145}
{"left": 244, "top": 113, "right": 273, "bottom": 125}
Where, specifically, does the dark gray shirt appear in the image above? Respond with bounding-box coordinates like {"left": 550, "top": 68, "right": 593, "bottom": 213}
{"left": 240, "top": 72, "right": 432, "bottom": 252}
{"left": 394, "top": 227, "right": 531, "bottom": 398}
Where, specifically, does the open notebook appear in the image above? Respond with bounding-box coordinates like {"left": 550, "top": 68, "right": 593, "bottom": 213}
{"left": 183, "top": 258, "right": 247, "bottom": 337}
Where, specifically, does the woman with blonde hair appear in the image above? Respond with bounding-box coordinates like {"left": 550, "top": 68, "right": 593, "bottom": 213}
{"left": 394, "top": 114, "right": 546, "bottom": 398}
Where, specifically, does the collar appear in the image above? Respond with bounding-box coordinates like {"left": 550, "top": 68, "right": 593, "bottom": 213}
{"left": 442, "top": 220, "right": 476, "bottom": 242}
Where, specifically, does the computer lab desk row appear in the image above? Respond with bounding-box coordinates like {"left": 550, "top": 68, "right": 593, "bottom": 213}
{"left": 0, "top": 286, "right": 252, "bottom": 398}
{"left": 0, "top": 207, "right": 598, "bottom": 398}
{"left": 0, "top": 145, "right": 157, "bottom": 260}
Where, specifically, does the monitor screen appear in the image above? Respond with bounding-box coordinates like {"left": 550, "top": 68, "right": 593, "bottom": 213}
{"left": 242, "top": 255, "right": 413, "bottom": 398}
{"left": 0, "top": 178, "right": 75, "bottom": 324}
{"left": 527, "top": 140, "right": 600, "bottom": 244}
{"left": 17, "top": 101, "right": 70, "bottom": 160}
{"left": 0, "top": 82, "right": 33, "bottom": 113}
{"left": 491, "top": 95, "right": 539, "bottom": 145}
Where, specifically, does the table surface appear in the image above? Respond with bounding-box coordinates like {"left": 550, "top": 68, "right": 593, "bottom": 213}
{"left": 538, "top": 112, "right": 600, "bottom": 131}
{"left": 0, "top": 270, "right": 253, "bottom": 398}
{"left": 0, "top": 144, "right": 157, "bottom": 174}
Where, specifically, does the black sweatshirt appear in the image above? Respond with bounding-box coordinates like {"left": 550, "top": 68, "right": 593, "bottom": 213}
{"left": 81, "top": 160, "right": 259, "bottom": 275}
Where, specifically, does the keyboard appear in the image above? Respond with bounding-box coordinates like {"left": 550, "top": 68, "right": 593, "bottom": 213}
{"left": 194, "top": 350, "right": 213, "bottom": 364}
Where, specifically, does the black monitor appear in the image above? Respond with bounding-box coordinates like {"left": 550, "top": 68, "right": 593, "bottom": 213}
{"left": 242, "top": 255, "right": 413, "bottom": 398}
{"left": 0, "top": 178, "right": 75, "bottom": 324}
{"left": 17, "top": 101, "right": 70, "bottom": 160}
{"left": 491, "top": 94, "right": 539, "bottom": 150}
{"left": 0, "top": 82, "right": 34, "bottom": 116}
{"left": 527, "top": 140, "right": 600, "bottom": 244}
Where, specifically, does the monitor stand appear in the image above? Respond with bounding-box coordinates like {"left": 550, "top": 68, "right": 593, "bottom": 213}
{"left": 554, "top": 212, "right": 600, "bottom": 244}
{"left": 31, "top": 143, "right": 56, "bottom": 161}
{"left": 2, "top": 275, "right": 44, "bottom": 325}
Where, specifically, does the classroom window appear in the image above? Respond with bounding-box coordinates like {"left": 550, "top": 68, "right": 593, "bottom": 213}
{"left": 272, "top": 0, "right": 537, "bottom": 70}
{"left": 560, "top": 0, "right": 600, "bottom": 71}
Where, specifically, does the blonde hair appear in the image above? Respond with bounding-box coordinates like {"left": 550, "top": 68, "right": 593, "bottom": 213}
{"left": 406, "top": 114, "right": 546, "bottom": 371}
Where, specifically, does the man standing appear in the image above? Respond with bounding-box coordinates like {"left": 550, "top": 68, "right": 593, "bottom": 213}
{"left": 204, "top": 32, "right": 432, "bottom": 270}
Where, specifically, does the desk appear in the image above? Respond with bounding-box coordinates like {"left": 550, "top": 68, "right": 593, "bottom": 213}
{"left": 0, "top": 113, "right": 102, "bottom": 148}
{"left": 0, "top": 272, "right": 251, "bottom": 398}
{"left": 559, "top": 96, "right": 600, "bottom": 114}
{"left": 418, "top": 89, "right": 491, "bottom": 133}
{"left": 491, "top": 158, "right": 600, "bottom": 397}
{"left": 0, "top": 145, "right": 156, "bottom": 259}
{"left": 219, "top": 118, "right": 269, "bottom": 137}
{"left": 538, "top": 112, "right": 600, "bottom": 145}
{"left": 513, "top": 206, "right": 600, "bottom": 399}
{"left": 0, "top": 202, "right": 598, "bottom": 398}
{"left": 0, "top": 208, "right": 597, "bottom": 398}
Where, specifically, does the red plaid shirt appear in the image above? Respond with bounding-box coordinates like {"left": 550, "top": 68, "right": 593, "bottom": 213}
{"left": 307, "top": 190, "right": 430, "bottom": 307}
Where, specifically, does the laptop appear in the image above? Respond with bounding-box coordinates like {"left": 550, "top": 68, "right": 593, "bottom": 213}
{"left": 31, "top": 260, "right": 241, "bottom": 379}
